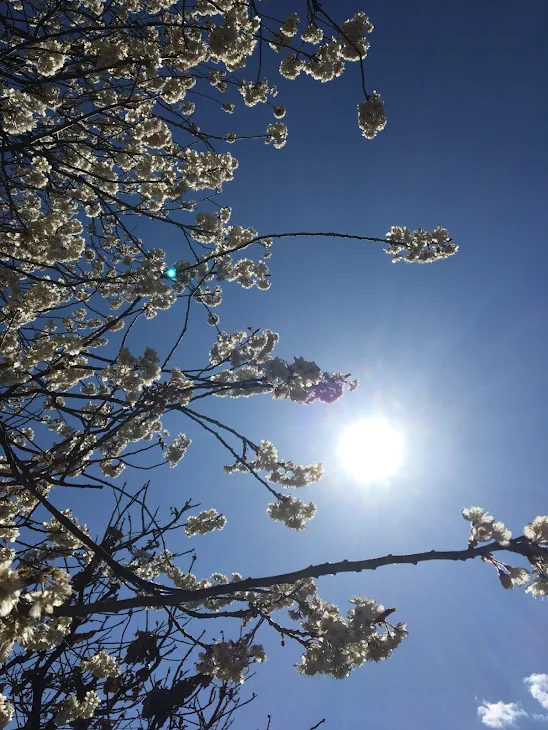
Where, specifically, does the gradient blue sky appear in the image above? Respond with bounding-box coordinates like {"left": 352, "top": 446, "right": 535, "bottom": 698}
{"left": 71, "top": 1, "right": 548, "bottom": 728}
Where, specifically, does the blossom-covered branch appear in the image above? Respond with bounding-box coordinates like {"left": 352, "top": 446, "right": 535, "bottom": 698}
{"left": 56, "top": 529, "right": 548, "bottom": 619}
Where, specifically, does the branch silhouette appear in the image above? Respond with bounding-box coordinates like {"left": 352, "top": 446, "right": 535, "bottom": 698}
{"left": 58, "top": 537, "right": 546, "bottom": 618}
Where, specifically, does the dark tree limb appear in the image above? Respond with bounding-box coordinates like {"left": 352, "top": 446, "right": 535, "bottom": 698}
{"left": 57, "top": 537, "right": 547, "bottom": 618}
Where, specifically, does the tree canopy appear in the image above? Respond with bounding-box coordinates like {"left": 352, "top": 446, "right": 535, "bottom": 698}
{"left": 0, "top": 1, "right": 546, "bottom": 728}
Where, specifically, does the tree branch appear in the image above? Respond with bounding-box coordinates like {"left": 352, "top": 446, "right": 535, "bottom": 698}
{"left": 0, "top": 424, "right": 180, "bottom": 596}
{"left": 57, "top": 537, "right": 546, "bottom": 618}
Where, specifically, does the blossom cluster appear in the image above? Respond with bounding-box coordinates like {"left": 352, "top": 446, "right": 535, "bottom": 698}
{"left": 462, "top": 507, "right": 548, "bottom": 598}
{"left": 295, "top": 595, "right": 408, "bottom": 678}
{"left": 186, "top": 577, "right": 408, "bottom": 681}
{"left": 385, "top": 226, "right": 458, "bottom": 263}
{"left": 462, "top": 506, "right": 512, "bottom": 546}
{"left": 43, "top": 510, "right": 89, "bottom": 557}
{"left": 197, "top": 639, "right": 266, "bottom": 683}
{"left": 101, "top": 347, "right": 161, "bottom": 405}
{"left": 164, "top": 434, "right": 192, "bottom": 467}
{"left": 267, "top": 495, "right": 317, "bottom": 530}
{"left": 223, "top": 439, "right": 323, "bottom": 529}
{"left": 228, "top": 439, "right": 324, "bottom": 488}
{"left": 0, "top": 504, "right": 94, "bottom": 665}
{"left": 358, "top": 92, "right": 386, "bottom": 138}
{"left": 54, "top": 691, "right": 101, "bottom": 726}
{"left": 524, "top": 516, "right": 548, "bottom": 544}
{"left": 0, "top": 694, "right": 14, "bottom": 730}
{"left": 185, "top": 508, "right": 227, "bottom": 537}
{"left": 208, "top": 330, "right": 357, "bottom": 407}
{"left": 81, "top": 651, "right": 122, "bottom": 678}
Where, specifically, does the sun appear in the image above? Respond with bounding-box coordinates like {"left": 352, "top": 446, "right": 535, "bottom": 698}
{"left": 337, "top": 417, "right": 405, "bottom": 483}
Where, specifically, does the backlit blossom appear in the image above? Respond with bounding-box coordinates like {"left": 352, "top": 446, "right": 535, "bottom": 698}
{"left": 386, "top": 225, "right": 458, "bottom": 263}
{"left": 0, "top": 694, "right": 14, "bottom": 729}
{"left": 164, "top": 434, "right": 191, "bottom": 467}
{"left": 81, "top": 651, "right": 122, "bottom": 678}
{"left": 267, "top": 495, "right": 317, "bottom": 530}
{"left": 197, "top": 639, "right": 266, "bottom": 683}
{"left": 524, "top": 515, "right": 548, "bottom": 544}
{"left": 185, "top": 509, "right": 227, "bottom": 537}
{"left": 462, "top": 506, "right": 511, "bottom": 546}
{"left": 358, "top": 92, "right": 386, "bottom": 138}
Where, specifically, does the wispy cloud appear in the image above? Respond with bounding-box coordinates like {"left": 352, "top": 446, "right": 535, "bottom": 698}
{"left": 525, "top": 675, "right": 548, "bottom": 712}
{"left": 478, "top": 701, "right": 528, "bottom": 729}
{"left": 477, "top": 674, "right": 548, "bottom": 728}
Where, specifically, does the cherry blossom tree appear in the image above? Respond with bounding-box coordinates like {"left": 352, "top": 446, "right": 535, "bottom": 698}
{"left": 0, "top": 0, "right": 546, "bottom": 728}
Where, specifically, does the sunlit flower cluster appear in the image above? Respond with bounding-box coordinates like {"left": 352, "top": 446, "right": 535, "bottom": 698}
{"left": 294, "top": 594, "right": 407, "bottom": 678}
{"left": 526, "top": 577, "right": 548, "bottom": 598}
{"left": 302, "top": 24, "right": 324, "bottom": 44}
{"left": 81, "top": 651, "right": 122, "bottom": 678}
{"left": 498, "top": 566, "right": 531, "bottom": 590}
{"left": 337, "top": 12, "right": 373, "bottom": 60}
{"left": 101, "top": 347, "right": 161, "bottom": 404}
{"left": 462, "top": 506, "right": 512, "bottom": 546}
{"left": 210, "top": 329, "right": 278, "bottom": 367}
{"left": 19, "top": 617, "right": 73, "bottom": 652}
{"left": 25, "top": 568, "right": 72, "bottom": 620}
{"left": 0, "top": 694, "right": 14, "bottom": 730}
{"left": 524, "top": 516, "right": 548, "bottom": 544}
{"left": 263, "top": 356, "right": 323, "bottom": 402}
{"left": 386, "top": 226, "right": 458, "bottom": 263}
{"left": 54, "top": 691, "right": 100, "bottom": 725}
{"left": 185, "top": 508, "right": 227, "bottom": 537}
{"left": 43, "top": 510, "right": 89, "bottom": 557}
{"left": 197, "top": 639, "right": 266, "bottom": 683}
{"left": 0, "top": 543, "right": 74, "bottom": 662}
{"left": 225, "top": 439, "right": 324, "bottom": 489}
{"left": 265, "top": 122, "right": 288, "bottom": 148}
{"left": 164, "top": 434, "right": 192, "bottom": 467}
{"left": 462, "top": 508, "right": 548, "bottom": 598}
{"left": 358, "top": 92, "right": 386, "bottom": 138}
{"left": 267, "top": 495, "right": 317, "bottom": 530}
{"left": 0, "top": 88, "right": 46, "bottom": 134}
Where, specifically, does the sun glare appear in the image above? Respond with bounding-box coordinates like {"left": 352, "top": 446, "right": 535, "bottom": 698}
{"left": 338, "top": 417, "right": 405, "bottom": 484}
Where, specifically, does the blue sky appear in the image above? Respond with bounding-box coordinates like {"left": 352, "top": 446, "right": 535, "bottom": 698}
{"left": 66, "top": 1, "right": 548, "bottom": 728}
